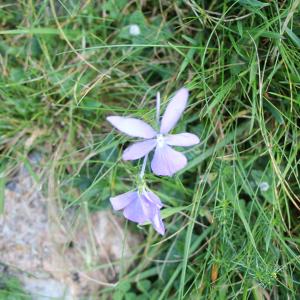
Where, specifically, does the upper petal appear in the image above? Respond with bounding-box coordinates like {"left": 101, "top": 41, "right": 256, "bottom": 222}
{"left": 122, "top": 139, "right": 156, "bottom": 161}
{"left": 151, "top": 145, "right": 187, "bottom": 176}
{"left": 165, "top": 133, "right": 199, "bottom": 147}
{"left": 160, "top": 88, "right": 189, "bottom": 134}
{"left": 110, "top": 191, "right": 137, "bottom": 211}
{"left": 107, "top": 116, "right": 156, "bottom": 138}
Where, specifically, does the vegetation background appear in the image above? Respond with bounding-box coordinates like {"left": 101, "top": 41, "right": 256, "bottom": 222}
{"left": 0, "top": 0, "right": 299, "bottom": 299}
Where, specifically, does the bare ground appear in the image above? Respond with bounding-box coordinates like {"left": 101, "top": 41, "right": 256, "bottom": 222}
{"left": 0, "top": 153, "right": 140, "bottom": 299}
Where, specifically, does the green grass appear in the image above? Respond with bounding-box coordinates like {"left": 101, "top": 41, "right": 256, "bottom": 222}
{"left": 0, "top": 274, "right": 30, "bottom": 300}
{"left": 0, "top": 0, "right": 300, "bottom": 299}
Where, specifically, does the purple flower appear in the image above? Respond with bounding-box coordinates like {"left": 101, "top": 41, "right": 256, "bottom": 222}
{"left": 110, "top": 188, "right": 165, "bottom": 235}
{"left": 107, "top": 88, "right": 199, "bottom": 176}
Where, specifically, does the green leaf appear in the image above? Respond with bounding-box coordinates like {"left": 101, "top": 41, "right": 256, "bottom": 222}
{"left": 113, "top": 290, "right": 124, "bottom": 300}
{"left": 237, "top": 21, "right": 243, "bottom": 37}
{"left": 263, "top": 100, "right": 284, "bottom": 125}
{"left": 286, "top": 28, "right": 300, "bottom": 47}
{"left": 129, "top": 11, "right": 147, "bottom": 25}
{"left": 182, "top": 121, "right": 250, "bottom": 173}
{"left": 103, "top": 0, "right": 127, "bottom": 20}
{"left": 142, "top": 205, "right": 191, "bottom": 226}
{"left": 238, "top": 0, "right": 269, "bottom": 8}
{"left": 161, "top": 205, "right": 191, "bottom": 219}
{"left": 125, "top": 293, "right": 138, "bottom": 300}
{"left": 117, "top": 281, "right": 131, "bottom": 292}
{"left": 0, "top": 28, "right": 81, "bottom": 40}
{"left": 0, "top": 166, "right": 5, "bottom": 215}
{"left": 137, "top": 279, "right": 151, "bottom": 293}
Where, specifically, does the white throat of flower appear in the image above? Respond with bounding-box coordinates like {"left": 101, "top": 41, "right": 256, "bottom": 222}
{"left": 156, "top": 134, "right": 165, "bottom": 148}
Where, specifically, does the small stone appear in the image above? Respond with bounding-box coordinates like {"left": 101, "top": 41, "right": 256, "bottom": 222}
{"left": 5, "top": 181, "right": 17, "bottom": 191}
{"left": 129, "top": 24, "right": 141, "bottom": 36}
{"left": 259, "top": 181, "right": 270, "bottom": 192}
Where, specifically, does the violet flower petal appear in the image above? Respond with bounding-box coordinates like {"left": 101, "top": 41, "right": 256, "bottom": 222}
{"left": 151, "top": 211, "right": 165, "bottom": 235}
{"left": 160, "top": 88, "right": 189, "bottom": 134}
{"left": 165, "top": 133, "right": 200, "bottom": 147}
{"left": 123, "top": 194, "right": 155, "bottom": 224}
{"left": 142, "top": 191, "right": 165, "bottom": 235}
{"left": 107, "top": 116, "right": 156, "bottom": 138}
{"left": 151, "top": 144, "right": 187, "bottom": 176}
{"left": 143, "top": 190, "right": 163, "bottom": 208}
{"left": 111, "top": 190, "right": 165, "bottom": 235}
{"left": 110, "top": 191, "right": 137, "bottom": 210}
{"left": 122, "top": 139, "right": 156, "bottom": 161}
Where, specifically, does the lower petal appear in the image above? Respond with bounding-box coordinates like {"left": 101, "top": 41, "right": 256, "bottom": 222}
{"left": 110, "top": 191, "right": 137, "bottom": 211}
{"left": 123, "top": 195, "right": 154, "bottom": 224}
{"left": 122, "top": 139, "right": 156, "bottom": 161}
{"left": 165, "top": 133, "right": 199, "bottom": 147}
{"left": 151, "top": 145, "right": 187, "bottom": 176}
{"left": 143, "top": 190, "right": 163, "bottom": 208}
{"left": 151, "top": 211, "right": 165, "bottom": 235}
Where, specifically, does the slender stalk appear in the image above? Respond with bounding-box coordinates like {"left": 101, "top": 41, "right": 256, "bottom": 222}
{"left": 156, "top": 91, "right": 160, "bottom": 126}
{"left": 139, "top": 154, "right": 148, "bottom": 179}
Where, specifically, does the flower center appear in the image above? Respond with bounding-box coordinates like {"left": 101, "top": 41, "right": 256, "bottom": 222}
{"left": 156, "top": 134, "right": 165, "bottom": 148}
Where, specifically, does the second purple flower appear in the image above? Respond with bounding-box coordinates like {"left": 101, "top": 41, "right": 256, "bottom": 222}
{"left": 110, "top": 188, "right": 165, "bottom": 235}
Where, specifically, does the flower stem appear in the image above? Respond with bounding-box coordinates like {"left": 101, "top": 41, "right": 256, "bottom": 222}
{"left": 139, "top": 154, "right": 148, "bottom": 179}
{"left": 156, "top": 91, "right": 160, "bottom": 126}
